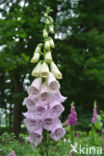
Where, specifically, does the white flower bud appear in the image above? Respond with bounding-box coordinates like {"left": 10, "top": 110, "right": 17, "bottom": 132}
{"left": 49, "top": 25, "right": 54, "bottom": 34}
{"left": 37, "top": 43, "right": 43, "bottom": 48}
{"left": 48, "top": 16, "right": 53, "bottom": 23}
{"left": 50, "top": 62, "right": 62, "bottom": 79}
{"left": 46, "top": 19, "right": 50, "bottom": 25}
{"left": 35, "top": 46, "right": 41, "bottom": 53}
{"left": 32, "top": 62, "right": 41, "bottom": 77}
{"left": 49, "top": 39, "right": 55, "bottom": 48}
{"left": 43, "top": 29, "right": 48, "bottom": 38}
{"left": 31, "top": 52, "right": 40, "bottom": 63}
{"left": 34, "top": 43, "right": 42, "bottom": 53}
{"left": 45, "top": 51, "right": 52, "bottom": 63}
{"left": 40, "top": 62, "right": 49, "bottom": 77}
{"left": 45, "top": 41, "right": 50, "bottom": 51}
{"left": 44, "top": 13, "right": 48, "bottom": 17}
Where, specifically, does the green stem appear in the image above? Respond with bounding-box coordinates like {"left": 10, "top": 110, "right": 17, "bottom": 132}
{"left": 92, "top": 124, "right": 95, "bottom": 145}
{"left": 71, "top": 126, "right": 75, "bottom": 156}
{"left": 45, "top": 131, "right": 49, "bottom": 156}
{"left": 71, "top": 126, "right": 75, "bottom": 144}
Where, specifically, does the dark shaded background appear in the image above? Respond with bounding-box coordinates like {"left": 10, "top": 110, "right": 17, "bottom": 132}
{"left": 0, "top": 0, "right": 104, "bottom": 135}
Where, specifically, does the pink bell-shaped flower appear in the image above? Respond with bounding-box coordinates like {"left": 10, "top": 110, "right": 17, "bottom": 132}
{"left": 33, "top": 101, "right": 47, "bottom": 120}
{"left": 47, "top": 72, "right": 60, "bottom": 94}
{"left": 50, "top": 119, "right": 66, "bottom": 141}
{"left": 29, "top": 128, "right": 43, "bottom": 145}
{"left": 24, "top": 118, "right": 42, "bottom": 132}
{"left": 28, "top": 77, "right": 42, "bottom": 96}
{"left": 48, "top": 99, "right": 64, "bottom": 118}
{"left": 43, "top": 117, "right": 54, "bottom": 131}
{"left": 55, "top": 92, "right": 67, "bottom": 103}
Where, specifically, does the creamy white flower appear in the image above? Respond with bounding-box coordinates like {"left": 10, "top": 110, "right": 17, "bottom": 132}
{"left": 39, "top": 82, "right": 50, "bottom": 105}
{"left": 45, "top": 51, "right": 52, "bottom": 63}
{"left": 49, "top": 25, "right": 54, "bottom": 34}
{"left": 50, "top": 62, "right": 62, "bottom": 79}
{"left": 49, "top": 39, "right": 55, "bottom": 48}
{"left": 32, "top": 62, "right": 41, "bottom": 77}
{"left": 47, "top": 72, "right": 60, "bottom": 94}
{"left": 45, "top": 41, "right": 50, "bottom": 51}
{"left": 35, "top": 46, "right": 41, "bottom": 53}
{"left": 49, "top": 16, "right": 54, "bottom": 23}
{"left": 31, "top": 52, "right": 40, "bottom": 63}
{"left": 43, "top": 29, "right": 48, "bottom": 38}
{"left": 46, "top": 19, "right": 50, "bottom": 25}
{"left": 37, "top": 43, "right": 43, "bottom": 48}
{"left": 34, "top": 43, "right": 42, "bottom": 53}
{"left": 40, "top": 62, "right": 49, "bottom": 77}
{"left": 28, "top": 77, "right": 42, "bottom": 96}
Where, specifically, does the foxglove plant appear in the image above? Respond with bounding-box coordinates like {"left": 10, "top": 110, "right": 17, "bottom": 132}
{"left": 23, "top": 7, "right": 67, "bottom": 150}
{"left": 67, "top": 102, "right": 77, "bottom": 126}
{"left": 69, "top": 151, "right": 72, "bottom": 156}
{"left": 8, "top": 151, "right": 16, "bottom": 156}
{"left": 66, "top": 102, "right": 77, "bottom": 147}
{"left": 91, "top": 101, "right": 98, "bottom": 123}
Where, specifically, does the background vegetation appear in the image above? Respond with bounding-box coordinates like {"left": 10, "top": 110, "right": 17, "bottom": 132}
{"left": 0, "top": 0, "right": 104, "bottom": 155}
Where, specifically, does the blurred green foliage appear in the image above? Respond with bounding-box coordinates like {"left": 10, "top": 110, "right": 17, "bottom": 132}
{"left": 0, "top": 127, "right": 103, "bottom": 156}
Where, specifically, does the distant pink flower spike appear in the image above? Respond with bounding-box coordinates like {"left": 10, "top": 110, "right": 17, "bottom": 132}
{"left": 68, "top": 104, "right": 77, "bottom": 126}
{"left": 8, "top": 151, "right": 16, "bottom": 156}
{"left": 69, "top": 152, "right": 72, "bottom": 156}
{"left": 92, "top": 107, "right": 97, "bottom": 123}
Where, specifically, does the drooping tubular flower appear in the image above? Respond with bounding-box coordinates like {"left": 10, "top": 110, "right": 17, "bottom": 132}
{"left": 32, "top": 62, "right": 41, "bottom": 77}
{"left": 67, "top": 102, "right": 77, "bottom": 126}
{"left": 91, "top": 101, "right": 98, "bottom": 123}
{"left": 45, "top": 51, "right": 52, "bottom": 63}
{"left": 31, "top": 43, "right": 42, "bottom": 63}
{"left": 23, "top": 7, "right": 67, "bottom": 147}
